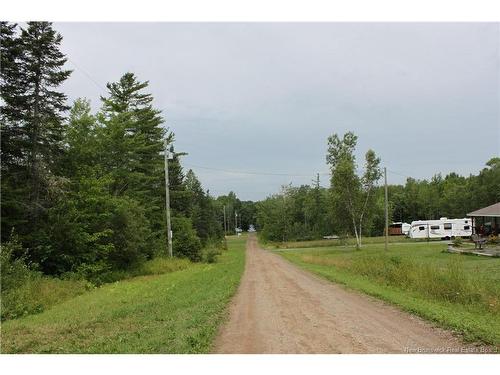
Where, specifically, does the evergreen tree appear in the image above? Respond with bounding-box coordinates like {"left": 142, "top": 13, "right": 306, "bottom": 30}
{"left": 99, "top": 72, "right": 169, "bottom": 240}
{"left": 1, "top": 22, "right": 26, "bottom": 240}
{"left": 185, "top": 169, "right": 223, "bottom": 244}
{"left": 1, "top": 22, "right": 71, "bottom": 247}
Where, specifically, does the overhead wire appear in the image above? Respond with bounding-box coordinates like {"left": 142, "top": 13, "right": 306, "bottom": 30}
{"left": 66, "top": 57, "right": 107, "bottom": 93}
{"left": 182, "top": 162, "right": 331, "bottom": 177}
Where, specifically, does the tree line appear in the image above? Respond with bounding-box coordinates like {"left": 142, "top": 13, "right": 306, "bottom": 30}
{"left": 257, "top": 131, "right": 499, "bottom": 246}
{"left": 0, "top": 22, "right": 233, "bottom": 281}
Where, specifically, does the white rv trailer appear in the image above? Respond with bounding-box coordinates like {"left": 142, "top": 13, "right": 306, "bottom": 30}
{"left": 408, "top": 218, "right": 472, "bottom": 239}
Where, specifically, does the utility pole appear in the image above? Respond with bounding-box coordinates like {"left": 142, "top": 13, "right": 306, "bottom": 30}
{"left": 164, "top": 140, "right": 174, "bottom": 257}
{"left": 235, "top": 211, "right": 238, "bottom": 233}
{"left": 223, "top": 205, "right": 227, "bottom": 236}
{"left": 384, "top": 167, "right": 388, "bottom": 251}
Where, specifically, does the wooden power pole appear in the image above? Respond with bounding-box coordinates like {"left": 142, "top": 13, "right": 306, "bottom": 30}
{"left": 223, "top": 205, "right": 227, "bottom": 236}
{"left": 164, "top": 140, "right": 174, "bottom": 257}
{"left": 384, "top": 167, "right": 388, "bottom": 251}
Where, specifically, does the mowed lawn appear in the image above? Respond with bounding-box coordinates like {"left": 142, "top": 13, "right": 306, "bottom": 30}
{"left": 274, "top": 239, "right": 500, "bottom": 347}
{"left": 1, "top": 236, "right": 246, "bottom": 354}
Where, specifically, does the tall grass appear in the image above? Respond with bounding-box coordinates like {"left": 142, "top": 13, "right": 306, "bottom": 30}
{"left": 1, "top": 254, "right": 193, "bottom": 321}
{"left": 300, "top": 252, "right": 499, "bottom": 314}
{"left": 263, "top": 235, "right": 434, "bottom": 250}
{"left": 1, "top": 275, "right": 92, "bottom": 321}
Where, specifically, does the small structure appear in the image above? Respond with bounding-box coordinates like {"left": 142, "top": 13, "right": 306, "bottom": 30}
{"left": 467, "top": 202, "right": 500, "bottom": 236}
{"left": 388, "top": 222, "right": 411, "bottom": 236}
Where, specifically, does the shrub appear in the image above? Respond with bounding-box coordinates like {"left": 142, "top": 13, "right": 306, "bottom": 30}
{"left": 1, "top": 236, "right": 33, "bottom": 292}
{"left": 488, "top": 235, "right": 499, "bottom": 245}
{"left": 1, "top": 276, "right": 91, "bottom": 321}
{"left": 138, "top": 256, "right": 192, "bottom": 275}
{"left": 203, "top": 247, "right": 221, "bottom": 264}
{"left": 38, "top": 176, "right": 155, "bottom": 276}
{"left": 172, "top": 217, "right": 202, "bottom": 262}
{"left": 452, "top": 237, "right": 463, "bottom": 247}
{"left": 107, "top": 197, "right": 153, "bottom": 269}
{"left": 1, "top": 237, "right": 91, "bottom": 321}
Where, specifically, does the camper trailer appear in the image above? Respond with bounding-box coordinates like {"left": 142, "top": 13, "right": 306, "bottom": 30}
{"left": 408, "top": 218, "right": 472, "bottom": 239}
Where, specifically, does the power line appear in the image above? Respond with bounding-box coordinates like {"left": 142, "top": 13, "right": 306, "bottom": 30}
{"left": 386, "top": 169, "right": 413, "bottom": 179}
{"left": 67, "top": 57, "right": 107, "bottom": 92}
{"left": 183, "top": 162, "right": 331, "bottom": 177}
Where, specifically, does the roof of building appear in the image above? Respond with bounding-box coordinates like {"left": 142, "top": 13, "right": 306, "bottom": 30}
{"left": 467, "top": 202, "right": 500, "bottom": 217}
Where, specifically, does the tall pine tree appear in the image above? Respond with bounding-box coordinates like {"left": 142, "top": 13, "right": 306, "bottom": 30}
{"left": 99, "top": 73, "right": 171, "bottom": 242}
{"left": 1, "top": 22, "right": 25, "bottom": 240}
{"left": 1, "top": 22, "right": 71, "bottom": 245}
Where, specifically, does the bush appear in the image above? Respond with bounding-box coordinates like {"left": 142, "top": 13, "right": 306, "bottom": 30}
{"left": 1, "top": 236, "right": 33, "bottom": 292}
{"left": 203, "top": 247, "right": 221, "bottom": 263}
{"left": 1, "top": 237, "right": 91, "bottom": 321}
{"left": 107, "top": 197, "right": 153, "bottom": 269}
{"left": 1, "top": 275, "right": 92, "bottom": 321}
{"left": 37, "top": 176, "right": 154, "bottom": 276}
{"left": 452, "top": 237, "right": 463, "bottom": 247}
{"left": 488, "top": 235, "right": 499, "bottom": 245}
{"left": 138, "top": 256, "right": 192, "bottom": 275}
{"left": 172, "top": 217, "right": 202, "bottom": 262}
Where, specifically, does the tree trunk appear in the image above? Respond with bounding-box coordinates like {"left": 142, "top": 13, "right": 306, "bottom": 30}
{"left": 358, "top": 215, "right": 364, "bottom": 248}
{"left": 30, "top": 66, "right": 42, "bottom": 224}
{"left": 352, "top": 215, "right": 360, "bottom": 249}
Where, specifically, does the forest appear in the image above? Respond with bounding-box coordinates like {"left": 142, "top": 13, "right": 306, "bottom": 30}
{"left": 0, "top": 22, "right": 244, "bottom": 288}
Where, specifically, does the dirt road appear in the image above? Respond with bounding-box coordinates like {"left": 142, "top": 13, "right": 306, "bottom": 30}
{"left": 214, "top": 234, "right": 474, "bottom": 354}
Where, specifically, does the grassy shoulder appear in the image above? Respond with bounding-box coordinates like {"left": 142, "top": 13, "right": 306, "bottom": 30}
{"left": 1, "top": 235, "right": 246, "bottom": 353}
{"left": 274, "top": 240, "right": 500, "bottom": 347}
{"left": 1, "top": 255, "right": 192, "bottom": 321}
{"left": 261, "top": 235, "right": 433, "bottom": 250}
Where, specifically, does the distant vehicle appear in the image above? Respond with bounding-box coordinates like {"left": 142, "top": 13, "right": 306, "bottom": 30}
{"left": 408, "top": 218, "right": 472, "bottom": 239}
{"left": 248, "top": 225, "right": 256, "bottom": 232}
{"left": 235, "top": 227, "right": 243, "bottom": 233}
{"left": 388, "top": 222, "right": 411, "bottom": 236}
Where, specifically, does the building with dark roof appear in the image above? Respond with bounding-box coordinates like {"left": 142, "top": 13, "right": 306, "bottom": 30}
{"left": 467, "top": 202, "right": 500, "bottom": 235}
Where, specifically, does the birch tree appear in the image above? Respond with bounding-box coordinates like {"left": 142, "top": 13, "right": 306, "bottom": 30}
{"left": 327, "top": 132, "right": 381, "bottom": 249}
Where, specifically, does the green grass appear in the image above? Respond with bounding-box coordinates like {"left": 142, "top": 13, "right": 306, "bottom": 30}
{"left": 1, "top": 276, "right": 93, "bottom": 321}
{"left": 275, "top": 240, "right": 500, "bottom": 347}
{"left": 1, "top": 256, "right": 193, "bottom": 322}
{"left": 0, "top": 236, "right": 246, "bottom": 353}
{"left": 261, "top": 235, "right": 433, "bottom": 250}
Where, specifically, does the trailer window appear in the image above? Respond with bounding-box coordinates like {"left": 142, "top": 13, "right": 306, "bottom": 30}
{"left": 443, "top": 223, "right": 452, "bottom": 230}
{"left": 464, "top": 225, "right": 470, "bottom": 230}
{"left": 430, "top": 225, "right": 440, "bottom": 230}
{"left": 418, "top": 226, "right": 425, "bottom": 231}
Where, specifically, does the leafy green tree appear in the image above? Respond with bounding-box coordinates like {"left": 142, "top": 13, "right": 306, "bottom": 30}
{"left": 61, "top": 99, "right": 100, "bottom": 178}
{"left": 327, "top": 132, "right": 381, "bottom": 248}
{"left": 216, "top": 191, "right": 242, "bottom": 233}
{"left": 172, "top": 217, "right": 202, "bottom": 262}
{"left": 257, "top": 185, "right": 293, "bottom": 242}
{"left": 239, "top": 200, "right": 257, "bottom": 231}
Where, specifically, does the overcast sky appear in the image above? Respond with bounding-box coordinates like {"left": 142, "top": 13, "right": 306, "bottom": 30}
{"left": 55, "top": 22, "right": 500, "bottom": 201}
